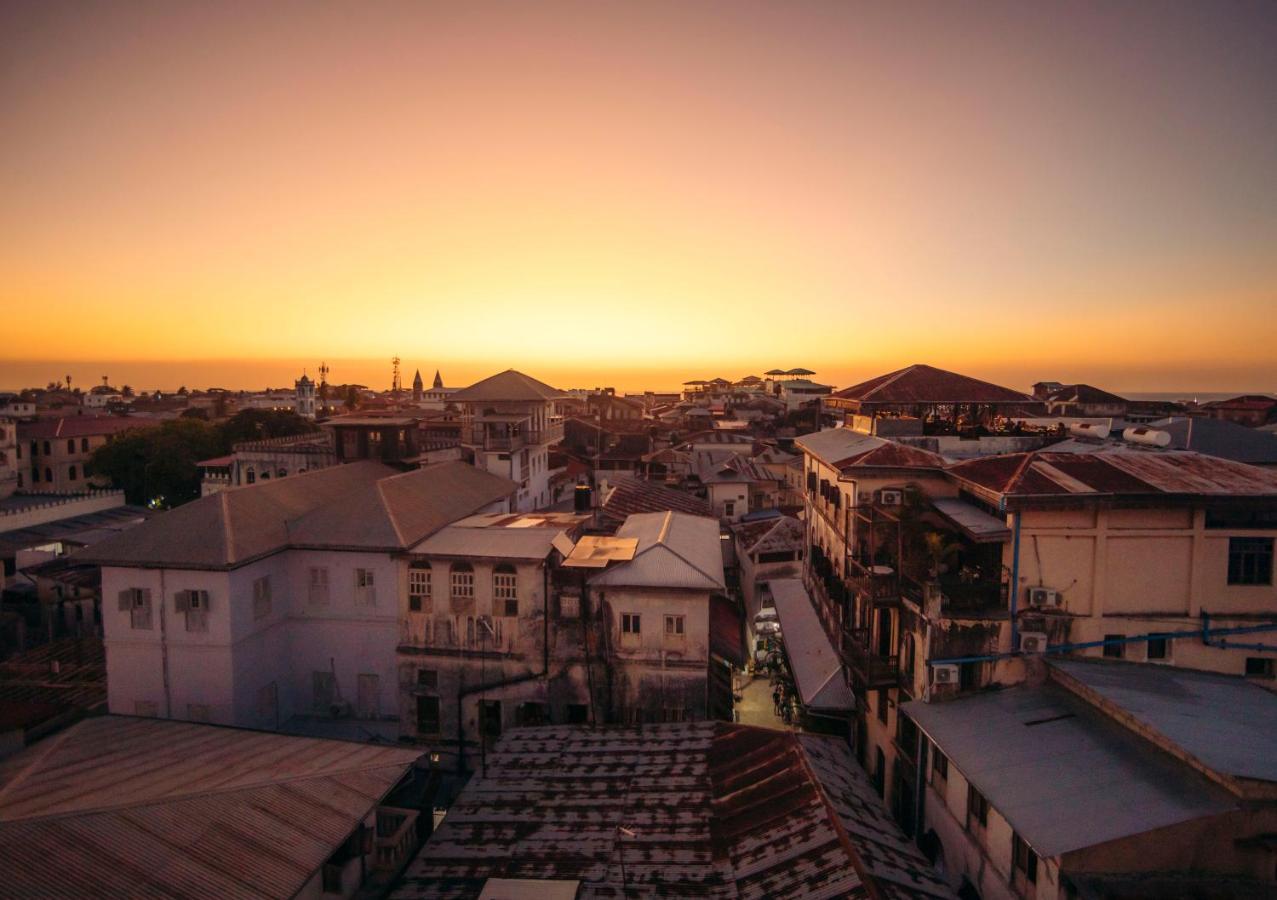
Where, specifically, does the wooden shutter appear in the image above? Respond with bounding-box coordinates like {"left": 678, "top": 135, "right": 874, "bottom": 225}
{"left": 174, "top": 590, "right": 190, "bottom": 613}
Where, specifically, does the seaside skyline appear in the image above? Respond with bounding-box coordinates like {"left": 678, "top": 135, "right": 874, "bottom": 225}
{"left": 4, "top": 1, "right": 1276, "bottom": 390}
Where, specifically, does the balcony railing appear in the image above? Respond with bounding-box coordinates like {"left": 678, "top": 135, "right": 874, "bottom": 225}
{"left": 846, "top": 557, "right": 900, "bottom": 606}
{"left": 843, "top": 627, "right": 898, "bottom": 689}
{"left": 902, "top": 575, "right": 1008, "bottom": 618}
{"left": 466, "top": 420, "right": 564, "bottom": 451}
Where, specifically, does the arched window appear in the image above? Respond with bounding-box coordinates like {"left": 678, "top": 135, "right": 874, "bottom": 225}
{"left": 43, "top": 441, "right": 51, "bottom": 455}
{"left": 44, "top": 467, "right": 53, "bottom": 482}
{"left": 68, "top": 465, "right": 77, "bottom": 481}
{"left": 81, "top": 438, "right": 89, "bottom": 452}
{"left": 493, "top": 564, "right": 517, "bottom": 616}
{"left": 67, "top": 439, "right": 75, "bottom": 454}
{"left": 450, "top": 563, "right": 474, "bottom": 600}
{"left": 31, "top": 468, "right": 39, "bottom": 483}
{"left": 277, "top": 469, "right": 287, "bottom": 478}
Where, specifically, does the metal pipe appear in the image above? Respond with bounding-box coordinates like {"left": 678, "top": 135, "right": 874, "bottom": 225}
{"left": 1008, "top": 506, "right": 1021, "bottom": 656}
{"left": 929, "top": 619, "right": 1277, "bottom": 667}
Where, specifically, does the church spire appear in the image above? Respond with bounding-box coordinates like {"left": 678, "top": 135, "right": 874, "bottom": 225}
{"left": 432, "top": 369, "right": 443, "bottom": 389}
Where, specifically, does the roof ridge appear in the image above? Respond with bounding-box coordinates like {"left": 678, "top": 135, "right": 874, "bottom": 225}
{"left": 863, "top": 364, "right": 918, "bottom": 400}
{"left": 219, "top": 490, "right": 234, "bottom": 564}
{"left": 0, "top": 719, "right": 86, "bottom": 813}
{"left": 375, "top": 478, "right": 406, "bottom": 546}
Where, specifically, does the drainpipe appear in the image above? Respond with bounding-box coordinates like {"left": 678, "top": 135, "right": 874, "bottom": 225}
{"left": 1008, "top": 506, "right": 1021, "bottom": 656}
{"left": 159, "top": 569, "right": 172, "bottom": 718}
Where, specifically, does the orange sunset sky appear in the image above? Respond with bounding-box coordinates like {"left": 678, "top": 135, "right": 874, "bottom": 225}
{"left": 2, "top": 2, "right": 1276, "bottom": 394}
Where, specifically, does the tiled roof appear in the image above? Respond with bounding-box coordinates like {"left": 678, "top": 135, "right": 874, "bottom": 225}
{"left": 1046, "top": 383, "right": 1128, "bottom": 405}
{"left": 794, "top": 428, "right": 946, "bottom": 471}
{"left": 18, "top": 416, "right": 143, "bottom": 439}
{"left": 832, "top": 364, "right": 1032, "bottom": 406}
{"left": 731, "top": 515, "right": 804, "bottom": 556}
{"left": 599, "top": 476, "right": 711, "bottom": 524}
{"left": 947, "top": 450, "right": 1277, "bottom": 502}
{"left": 392, "top": 722, "right": 951, "bottom": 900}
{"left": 77, "top": 460, "right": 516, "bottom": 569}
{"left": 0, "top": 716, "right": 421, "bottom": 899}
{"left": 450, "top": 369, "right": 565, "bottom": 403}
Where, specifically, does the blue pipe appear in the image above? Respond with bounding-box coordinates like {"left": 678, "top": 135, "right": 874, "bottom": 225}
{"left": 929, "top": 619, "right": 1277, "bottom": 667}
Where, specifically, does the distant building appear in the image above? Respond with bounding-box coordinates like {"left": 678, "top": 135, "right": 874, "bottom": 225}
{"left": 16, "top": 416, "right": 139, "bottom": 493}
{"left": 1041, "top": 383, "right": 1128, "bottom": 418}
{"left": 294, "top": 372, "right": 317, "bottom": 419}
{"left": 1194, "top": 394, "right": 1277, "bottom": 427}
{"left": 452, "top": 369, "right": 567, "bottom": 512}
{"left": 0, "top": 716, "right": 427, "bottom": 899}
{"left": 0, "top": 417, "right": 16, "bottom": 500}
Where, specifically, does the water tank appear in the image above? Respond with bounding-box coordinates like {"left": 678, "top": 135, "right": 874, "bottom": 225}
{"left": 1123, "top": 426, "right": 1171, "bottom": 448}
{"left": 1068, "top": 421, "right": 1111, "bottom": 439}
{"left": 573, "top": 482, "right": 593, "bottom": 513}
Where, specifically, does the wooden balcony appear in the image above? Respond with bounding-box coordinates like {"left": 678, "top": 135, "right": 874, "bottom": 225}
{"left": 843, "top": 627, "right": 898, "bottom": 689}
{"left": 846, "top": 557, "right": 900, "bottom": 607}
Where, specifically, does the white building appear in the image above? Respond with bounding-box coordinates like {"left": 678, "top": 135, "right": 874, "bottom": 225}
{"left": 295, "top": 372, "right": 317, "bottom": 419}
{"left": 82, "top": 460, "right": 515, "bottom": 736}
{"left": 452, "top": 369, "right": 566, "bottom": 512}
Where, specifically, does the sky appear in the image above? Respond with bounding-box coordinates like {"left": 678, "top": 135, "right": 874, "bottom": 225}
{"left": 2, "top": 1, "right": 1276, "bottom": 394}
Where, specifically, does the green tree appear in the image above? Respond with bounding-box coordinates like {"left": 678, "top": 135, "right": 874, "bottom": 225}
{"left": 218, "top": 409, "right": 318, "bottom": 446}
{"left": 91, "top": 419, "right": 224, "bottom": 507}
{"left": 344, "top": 386, "right": 359, "bottom": 410}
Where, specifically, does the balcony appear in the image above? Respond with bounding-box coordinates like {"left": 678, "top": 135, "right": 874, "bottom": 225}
{"left": 846, "top": 557, "right": 900, "bottom": 607}
{"left": 903, "top": 575, "right": 1008, "bottom": 619}
{"left": 843, "top": 627, "right": 898, "bottom": 689}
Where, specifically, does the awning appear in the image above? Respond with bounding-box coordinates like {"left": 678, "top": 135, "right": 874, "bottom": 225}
{"left": 931, "top": 497, "right": 1011, "bottom": 543}
{"left": 769, "top": 579, "right": 854, "bottom": 711}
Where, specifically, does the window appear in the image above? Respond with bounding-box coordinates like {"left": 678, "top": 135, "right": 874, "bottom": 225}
{"left": 68, "top": 465, "right": 77, "bottom": 481}
{"left": 932, "top": 746, "right": 948, "bottom": 782}
{"left": 355, "top": 568, "right": 376, "bottom": 606}
{"left": 177, "top": 589, "right": 210, "bottom": 633}
{"left": 416, "top": 696, "right": 441, "bottom": 734}
{"left": 1146, "top": 636, "right": 1169, "bottom": 661}
{"left": 874, "top": 747, "right": 886, "bottom": 797}
{"left": 81, "top": 438, "right": 89, "bottom": 452}
{"left": 417, "top": 668, "right": 438, "bottom": 690}
{"left": 252, "top": 576, "right": 272, "bottom": 619}
{"left": 67, "top": 438, "right": 75, "bottom": 454}
{"left": 967, "top": 784, "right": 989, "bottom": 830}
{"left": 118, "top": 588, "right": 152, "bottom": 630}
{"left": 1245, "top": 657, "right": 1275, "bottom": 678}
{"left": 724, "top": 501, "right": 735, "bottom": 517}
{"left": 450, "top": 563, "right": 474, "bottom": 601}
{"left": 877, "top": 688, "right": 889, "bottom": 724}
{"left": 409, "top": 564, "right": 432, "bottom": 612}
{"left": 662, "top": 706, "right": 687, "bottom": 723}
{"left": 44, "top": 467, "right": 52, "bottom": 482}
{"left": 560, "top": 593, "right": 580, "bottom": 618}
{"left": 308, "top": 567, "right": 330, "bottom": 606}
{"left": 1012, "top": 833, "right": 1039, "bottom": 886}
{"left": 42, "top": 441, "right": 50, "bottom": 455}
{"left": 246, "top": 468, "right": 256, "bottom": 484}
{"left": 30, "top": 468, "right": 38, "bottom": 483}
{"left": 1228, "top": 537, "right": 1273, "bottom": 585}
{"left": 622, "top": 613, "right": 641, "bottom": 635}
{"left": 480, "top": 700, "right": 502, "bottom": 738}
{"left": 1103, "top": 634, "right": 1124, "bottom": 659}
{"left": 664, "top": 614, "right": 685, "bottom": 637}
{"left": 516, "top": 702, "right": 548, "bottom": 726}
{"left": 567, "top": 703, "right": 589, "bottom": 724}
{"left": 494, "top": 565, "right": 518, "bottom": 616}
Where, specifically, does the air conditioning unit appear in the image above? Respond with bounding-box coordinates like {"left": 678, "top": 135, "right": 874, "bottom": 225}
{"left": 1027, "top": 587, "right": 1062, "bottom": 607}
{"left": 1020, "top": 632, "right": 1049, "bottom": 654}
{"left": 932, "top": 663, "right": 960, "bottom": 685}
{"left": 878, "top": 489, "right": 903, "bottom": 506}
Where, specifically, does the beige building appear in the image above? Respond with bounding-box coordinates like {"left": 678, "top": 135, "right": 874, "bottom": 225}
{"left": 17, "top": 416, "right": 138, "bottom": 493}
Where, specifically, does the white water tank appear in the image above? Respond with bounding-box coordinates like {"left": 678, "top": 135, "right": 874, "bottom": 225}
{"left": 1068, "top": 421, "right": 1111, "bottom": 439}
{"left": 1123, "top": 426, "right": 1172, "bottom": 448}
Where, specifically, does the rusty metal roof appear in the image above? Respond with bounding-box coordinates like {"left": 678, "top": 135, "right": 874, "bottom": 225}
{"left": 831, "top": 365, "right": 1032, "bottom": 407}
{"left": 948, "top": 450, "right": 1277, "bottom": 503}
{"left": 600, "top": 476, "right": 713, "bottom": 526}
{"left": 392, "top": 722, "right": 951, "bottom": 900}
{"left": 0, "top": 716, "right": 422, "bottom": 899}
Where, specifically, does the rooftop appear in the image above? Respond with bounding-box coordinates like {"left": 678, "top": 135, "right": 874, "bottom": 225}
{"left": 589, "top": 511, "right": 726, "bottom": 591}
{"left": 599, "top": 475, "right": 712, "bottom": 525}
{"left": 392, "top": 722, "right": 951, "bottom": 900}
{"left": 77, "top": 460, "right": 516, "bottom": 569}
{"left": 902, "top": 684, "right": 1236, "bottom": 858}
{"left": 794, "top": 428, "right": 947, "bottom": 472}
{"left": 831, "top": 364, "right": 1033, "bottom": 407}
{"left": 411, "top": 512, "right": 588, "bottom": 560}
{"left": 1151, "top": 416, "right": 1277, "bottom": 466}
{"left": 0, "top": 717, "right": 420, "bottom": 899}
{"left": 450, "top": 369, "right": 566, "bottom": 403}
{"left": 17, "top": 416, "right": 143, "bottom": 440}
{"left": 769, "top": 578, "right": 854, "bottom": 711}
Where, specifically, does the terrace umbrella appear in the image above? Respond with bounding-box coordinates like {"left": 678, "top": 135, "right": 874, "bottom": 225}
{"left": 764, "top": 369, "right": 786, "bottom": 376}
{"left": 786, "top": 368, "right": 816, "bottom": 376}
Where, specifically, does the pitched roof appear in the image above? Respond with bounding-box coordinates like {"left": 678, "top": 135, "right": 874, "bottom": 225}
{"left": 590, "top": 511, "right": 725, "bottom": 591}
{"left": 731, "top": 514, "right": 804, "bottom": 556}
{"left": 599, "top": 475, "right": 712, "bottom": 525}
{"left": 0, "top": 716, "right": 421, "bottom": 899}
{"left": 832, "top": 364, "right": 1032, "bottom": 406}
{"left": 449, "top": 369, "right": 565, "bottom": 403}
{"left": 794, "top": 427, "right": 947, "bottom": 471}
{"left": 18, "top": 416, "right": 143, "bottom": 439}
{"left": 392, "top": 722, "right": 951, "bottom": 900}
{"left": 769, "top": 578, "right": 854, "bottom": 711}
{"left": 947, "top": 450, "right": 1277, "bottom": 503}
{"left": 1046, "top": 383, "right": 1128, "bottom": 405}
{"left": 77, "top": 460, "right": 516, "bottom": 569}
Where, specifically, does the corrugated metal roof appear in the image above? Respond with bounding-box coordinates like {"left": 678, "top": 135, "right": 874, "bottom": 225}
{"left": 0, "top": 716, "right": 421, "bottom": 899}
{"left": 77, "top": 460, "right": 516, "bottom": 569}
{"left": 590, "top": 512, "right": 726, "bottom": 591}
{"left": 600, "top": 477, "right": 712, "bottom": 526}
{"left": 412, "top": 512, "right": 587, "bottom": 560}
{"left": 1151, "top": 417, "right": 1277, "bottom": 465}
{"left": 793, "top": 428, "right": 945, "bottom": 472}
{"left": 929, "top": 498, "right": 1010, "bottom": 543}
{"left": 1050, "top": 659, "right": 1277, "bottom": 783}
{"left": 392, "top": 722, "right": 950, "bottom": 900}
{"left": 730, "top": 515, "right": 804, "bottom": 556}
{"left": 902, "top": 686, "right": 1236, "bottom": 858}
{"left": 769, "top": 579, "right": 853, "bottom": 711}
{"left": 18, "top": 416, "right": 143, "bottom": 440}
